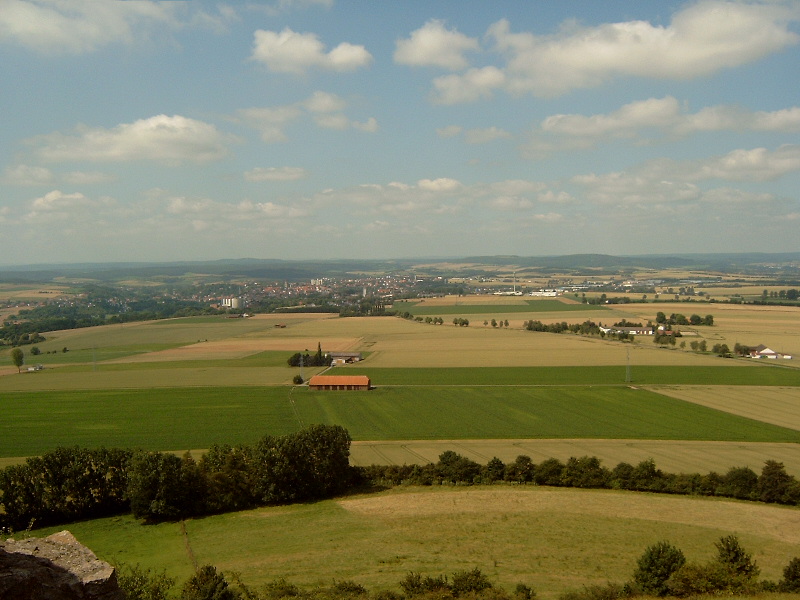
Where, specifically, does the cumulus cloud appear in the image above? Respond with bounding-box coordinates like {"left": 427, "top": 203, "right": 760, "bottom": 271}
{"left": 0, "top": 0, "right": 233, "bottom": 54}
{"left": 417, "top": 177, "right": 462, "bottom": 192}
{"left": 690, "top": 145, "right": 800, "bottom": 181}
{"left": 394, "top": 19, "right": 479, "bottom": 70}
{"left": 29, "top": 115, "right": 234, "bottom": 164}
{"left": 245, "top": 166, "right": 308, "bottom": 182}
{"left": 525, "top": 98, "right": 800, "bottom": 155}
{"left": 250, "top": 27, "right": 372, "bottom": 74}
{"left": 2, "top": 164, "right": 54, "bottom": 185}
{"left": 237, "top": 92, "right": 377, "bottom": 141}
{"left": 424, "top": 1, "right": 799, "bottom": 102}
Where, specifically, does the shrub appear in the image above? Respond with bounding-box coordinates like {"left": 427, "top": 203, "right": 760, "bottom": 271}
{"left": 632, "top": 541, "right": 686, "bottom": 596}
{"left": 666, "top": 562, "right": 732, "bottom": 597}
{"left": 329, "top": 580, "right": 368, "bottom": 597}
{"left": 400, "top": 573, "right": 450, "bottom": 597}
{"left": 450, "top": 568, "right": 493, "bottom": 596}
{"left": 715, "top": 535, "right": 759, "bottom": 579}
{"left": 117, "top": 563, "right": 175, "bottom": 600}
{"left": 513, "top": 584, "right": 536, "bottom": 600}
{"left": 262, "top": 577, "right": 301, "bottom": 599}
{"left": 180, "top": 565, "right": 241, "bottom": 600}
{"left": 533, "top": 458, "right": 564, "bottom": 486}
{"left": 780, "top": 557, "right": 800, "bottom": 592}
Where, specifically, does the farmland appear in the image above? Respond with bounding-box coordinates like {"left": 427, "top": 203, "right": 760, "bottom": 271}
{"left": 2, "top": 265, "right": 800, "bottom": 596}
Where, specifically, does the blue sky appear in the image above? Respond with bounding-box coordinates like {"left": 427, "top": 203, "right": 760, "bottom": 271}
{"left": 1, "top": 0, "right": 799, "bottom": 265}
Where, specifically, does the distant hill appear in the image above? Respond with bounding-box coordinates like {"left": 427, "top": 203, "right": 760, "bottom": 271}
{"left": 0, "top": 252, "right": 798, "bottom": 283}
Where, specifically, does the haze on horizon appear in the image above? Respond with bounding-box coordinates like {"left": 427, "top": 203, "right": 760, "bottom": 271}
{"left": 0, "top": 0, "right": 798, "bottom": 266}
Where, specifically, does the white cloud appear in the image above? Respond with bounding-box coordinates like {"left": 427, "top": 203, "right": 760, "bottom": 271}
{"left": 0, "top": 0, "right": 233, "bottom": 54}
{"left": 690, "top": 145, "right": 800, "bottom": 181}
{"left": 465, "top": 126, "right": 512, "bottom": 145}
{"left": 238, "top": 92, "right": 377, "bottom": 141}
{"left": 431, "top": 1, "right": 800, "bottom": 102}
{"left": 302, "top": 91, "right": 347, "bottom": 113}
{"left": 237, "top": 105, "right": 302, "bottom": 143}
{"left": 250, "top": 27, "right": 372, "bottom": 74}
{"left": 2, "top": 164, "right": 54, "bottom": 185}
{"left": 417, "top": 178, "right": 462, "bottom": 192}
{"left": 527, "top": 98, "right": 800, "bottom": 155}
{"left": 245, "top": 166, "right": 308, "bottom": 182}
{"left": 30, "top": 115, "right": 233, "bottom": 164}
{"left": 394, "top": 19, "right": 479, "bottom": 70}
{"left": 62, "top": 170, "right": 117, "bottom": 185}
{"left": 431, "top": 66, "right": 505, "bottom": 105}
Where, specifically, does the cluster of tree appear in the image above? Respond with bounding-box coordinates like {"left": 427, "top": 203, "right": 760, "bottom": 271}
{"left": 0, "top": 446, "right": 131, "bottom": 530}
{"left": 452, "top": 318, "right": 470, "bottom": 327}
{"left": 654, "top": 331, "right": 681, "bottom": 346}
{"left": 287, "top": 343, "right": 333, "bottom": 367}
{"left": 0, "top": 425, "right": 354, "bottom": 531}
{"left": 486, "top": 319, "right": 510, "bottom": 327}
{"left": 339, "top": 298, "right": 388, "bottom": 317}
{"left": 422, "top": 316, "right": 445, "bottom": 325}
{"left": 622, "top": 536, "right": 800, "bottom": 599}
{"left": 524, "top": 320, "right": 634, "bottom": 340}
{"left": 655, "top": 312, "right": 713, "bottom": 326}
{"left": 711, "top": 343, "right": 731, "bottom": 356}
{"left": 360, "top": 453, "right": 800, "bottom": 506}
{"left": 762, "top": 288, "right": 799, "bottom": 300}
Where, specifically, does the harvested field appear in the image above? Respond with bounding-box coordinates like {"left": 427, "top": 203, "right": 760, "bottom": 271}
{"left": 349, "top": 439, "right": 800, "bottom": 476}
{"left": 106, "top": 336, "right": 359, "bottom": 363}
{"left": 653, "top": 385, "right": 800, "bottom": 430}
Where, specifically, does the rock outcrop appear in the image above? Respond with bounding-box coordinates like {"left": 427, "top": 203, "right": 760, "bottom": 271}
{"left": 0, "top": 530, "right": 124, "bottom": 600}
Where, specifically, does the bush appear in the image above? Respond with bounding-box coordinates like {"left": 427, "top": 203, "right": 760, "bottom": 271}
{"left": 117, "top": 563, "right": 175, "bottom": 600}
{"left": 558, "top": 583, "right": 628, "bottom": 600}
{"left": 180, "top": 565, "right": 241, "bottom": 600}
{"left": 666, "top": 562, "right": 732, "bottom": 597}
{"left": 450, "top": 568, "right": 493, "bottom": 596}
{"left": 780, "top": 557, "right": 800, "bottom": 592}
{"left": 400, "top": 572, "right": 450, "bottom": 597}
{"left": 329, "top": 580, "right": 368, "bottom": 597}
{"left": 513, "top": 584, "right": 536, "bottom": 600}
{"left": 632, "top": 541, "right": 686, "bottom": 596}
{"left": 262, "top": 577, "right": 301, "bottom": 599}
{"left": 715, "top": 535, "right": 759, "bottom": 579}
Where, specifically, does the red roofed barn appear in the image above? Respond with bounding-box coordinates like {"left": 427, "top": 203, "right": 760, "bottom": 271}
{"left": 308, "top": 375, "right": 371, "bottom": 391}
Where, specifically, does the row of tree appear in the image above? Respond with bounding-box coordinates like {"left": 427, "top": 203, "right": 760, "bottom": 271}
{"left": 360, "top": 452, "right": 800, "bottom": 505}
{"left": 0, "top": 425, "right": 354, "bottom": 531}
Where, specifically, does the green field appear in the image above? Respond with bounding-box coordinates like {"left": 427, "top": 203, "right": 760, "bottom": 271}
{"left": 3, "top": 384, "right": 799, "bottom": 458}
{"left": 348, "top": 365, "right": 800, "bottom": 386}
{"left": 392, "top": 300, "right": 607, "bottom": 315}
{"left": 29, "top": 486, "right": 800, "bottom": 600}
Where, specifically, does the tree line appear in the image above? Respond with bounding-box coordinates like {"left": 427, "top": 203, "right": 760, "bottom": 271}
{"left": 0, "top": 425, "right": 353, "bottom": 531}
{"left": 361, "top": 451, "right": 800, "bottom": 505}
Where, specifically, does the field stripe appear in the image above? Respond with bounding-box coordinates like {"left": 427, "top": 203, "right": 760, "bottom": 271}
{"left": 349, "top": 439, "right": 800, "bottom": 476}
{"left": 652, "top": 385, "right": 800, "bottom": 431}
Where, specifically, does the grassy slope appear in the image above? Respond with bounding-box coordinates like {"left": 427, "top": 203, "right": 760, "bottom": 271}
{"left": 28, "top": 486, "right": 800, "bottom": 600}
{"left": 2, "top": 385, "right": 799, "bottom": 458}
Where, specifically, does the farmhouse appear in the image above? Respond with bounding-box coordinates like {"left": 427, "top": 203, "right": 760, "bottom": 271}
{"left": 308, "top": 375, "right": 371, "bottom": 391}
{"left": 749, "top": 344, "right": 793, "bottom": 360}
{"left": 599, "top": 325, "right": 654, "bottom": 336}
{"left": 329, "top": 352, "right": 363, "bottom": 366}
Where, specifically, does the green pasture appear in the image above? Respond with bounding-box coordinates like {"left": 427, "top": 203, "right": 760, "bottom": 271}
{"left": 3, "top": 384, "right": 799, "bottom": 459}
{"left": 391, "top": 300, "right": 607, "bottom": 315}
{"left": 28, "top": 487, "right": 800, "bottom": 599}
{"left": 347, "top": 365, "right": 800, "bottom": 386}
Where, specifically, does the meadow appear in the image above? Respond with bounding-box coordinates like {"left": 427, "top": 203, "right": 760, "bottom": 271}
{"left": 30, "top": 486, "right": 800, "bottom": 600}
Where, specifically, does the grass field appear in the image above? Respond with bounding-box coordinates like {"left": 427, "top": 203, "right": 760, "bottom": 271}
{"left": 2, "top": 384, "right": 799, "bottom": 459}
{"left": 27, "top": 486, "right": 800, "bottom": 599}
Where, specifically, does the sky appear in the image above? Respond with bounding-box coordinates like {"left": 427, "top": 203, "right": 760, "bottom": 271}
{"left": 1, "top": 0, "right": 799, "bottom": 265}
